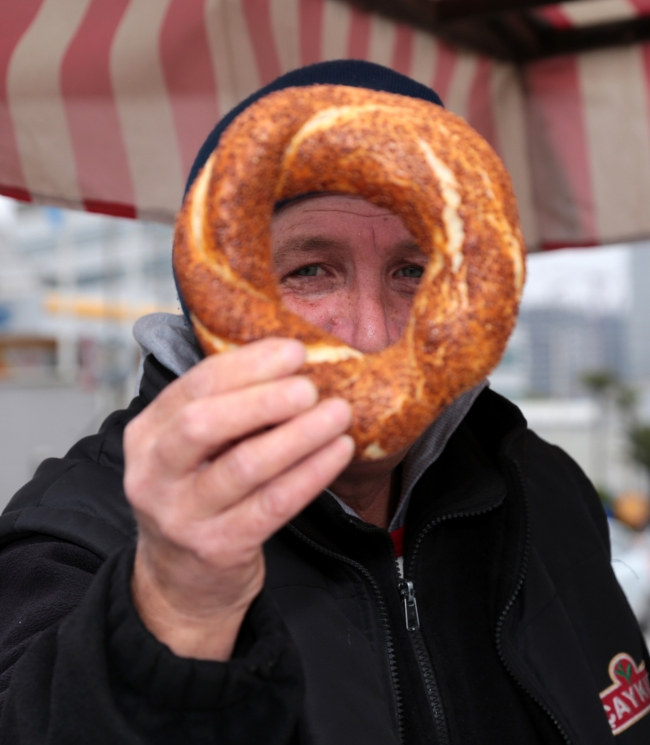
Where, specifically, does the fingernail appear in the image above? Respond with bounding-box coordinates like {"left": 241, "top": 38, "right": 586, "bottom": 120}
{"left": 321, "top": 398, "right": 353, "bottom": 428}
{"left": 278, "top": 339, "right": 305, "bottom": 368}
{"left": 337, "top": 434, "right": 355, "bottom": 456}
{"left": 287, "top": 377, "right": 318, "bottom": 407}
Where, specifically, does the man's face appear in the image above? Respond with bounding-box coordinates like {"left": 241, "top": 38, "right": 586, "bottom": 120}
{"left": 271, "top": 195, "right": 428, "bottom": 354}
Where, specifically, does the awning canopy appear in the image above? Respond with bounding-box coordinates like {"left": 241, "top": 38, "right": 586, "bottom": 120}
{"left": 352, "top": 0, "right": 650, "bottom": 60}
{"left": 2, "top": 0, "right": 650, "bottom": 252}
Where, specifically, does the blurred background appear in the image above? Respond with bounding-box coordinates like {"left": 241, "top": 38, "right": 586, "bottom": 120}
{"left": 0, "top": 197, "right": 178, "bottom": 506}
{"left": 3, "top": 0, "right": 650, "bottom": 638}
{"left": 3, "top": 195, "right": 649, "bottom": 515}
{"left": 5, "top": 196, "right": 650, "bottom": 632}
{"left": 2, "top": 198, "right": 650, "bottom": 641}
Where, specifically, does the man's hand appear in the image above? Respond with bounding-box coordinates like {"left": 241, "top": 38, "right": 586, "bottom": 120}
{"left": 124, "top": 338, "right": 353, "bottom": 661}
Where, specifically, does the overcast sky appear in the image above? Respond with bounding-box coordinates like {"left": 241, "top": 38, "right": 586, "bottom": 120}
{"left": 0, "top": 196, "right": 16, "bottom": 224}
{"left": 523, "top": 245, "right": 631, "bottom": 314}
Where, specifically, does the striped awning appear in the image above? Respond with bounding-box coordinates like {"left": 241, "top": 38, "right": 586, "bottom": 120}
{"left": 525, "top": 41, "right": 650, "bottom": 249}
{"left": 536, "top": 0, "right": 650, "bottom": 29}
{"left": 2, "top": 0, "right": 650, "bottom": 252}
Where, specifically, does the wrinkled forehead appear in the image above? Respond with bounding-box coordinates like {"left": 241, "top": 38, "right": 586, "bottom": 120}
{"left": 273, "top": 193, "right": 397, "bottom": 219}
{"left": 270, "top": 193, "right": 421, "bottom": 260}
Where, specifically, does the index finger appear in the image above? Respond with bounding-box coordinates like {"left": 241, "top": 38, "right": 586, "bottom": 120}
{"left": 144, "top": 337, "right": 306, "bottom": 425}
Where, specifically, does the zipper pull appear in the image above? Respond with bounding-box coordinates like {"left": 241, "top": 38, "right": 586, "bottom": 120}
{"left": 398, "top": 579, "right": 420, "bottom": 631}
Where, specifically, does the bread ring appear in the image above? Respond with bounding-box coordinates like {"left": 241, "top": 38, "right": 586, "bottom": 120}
{"left": 173, "top": 85, "right": 526, "bottom": 460}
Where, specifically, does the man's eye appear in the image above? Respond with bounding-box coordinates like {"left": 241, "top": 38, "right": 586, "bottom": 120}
{"left": 396, "top": 265, "right": 424, "bottom": 279}
{"left": 294, "top": 265, "right": 321, "bottom": 277}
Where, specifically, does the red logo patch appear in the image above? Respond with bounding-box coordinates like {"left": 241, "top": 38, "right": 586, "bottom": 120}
{"left": 600, "top": 653, "right": 650, "bottom": 735}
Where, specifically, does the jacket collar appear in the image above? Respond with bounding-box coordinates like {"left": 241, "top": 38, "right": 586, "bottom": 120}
{"left": 327, "top": 380, "right": 489, "bottom": 532}
{"left": 289, "top": 388, "right": 524, "bottom": 561}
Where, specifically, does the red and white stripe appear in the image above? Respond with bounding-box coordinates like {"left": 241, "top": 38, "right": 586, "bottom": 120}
{"left": 525, "top": 42, "right": 650, "bottom": 248}
{"left": 536, "top": 0, "right": 650, "bottom": 29}
{"left": 1, "top": 0, "right": 522, "bottom": 225}
{"left": 6, "top": 0, "right": 650, "bottom": 253}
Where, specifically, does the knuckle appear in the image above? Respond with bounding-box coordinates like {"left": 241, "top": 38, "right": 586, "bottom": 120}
{"left": 156, "top": 508, "right": 184, "bottom": 543}
{"left": 141, "top": 498, "right": 187, "bottom": 544}
{"left": 194, "top": 529, "right": 233, "bottom": 565}
{"left": 176, "top": 405, "right": 209, "bottom": 446}
{"left": 259, "top": 482, "right": 291, "bottom": 520}
{"left": 183, "top": 370, "right": 210, "bottom": 401}
{"left": 185, "top": 354, "right": 228, "bottom": 398}
{"left": 257, "top": 388, "right": 287, "bottom": 422}
{"left": 123, "top": 453, "right": 145, "bottom": 492}
{"left": 224, "top": 443, "right": 259, "bottom": 491}
{"left": 124, "top": 463, "right": 155, "bottom": 508}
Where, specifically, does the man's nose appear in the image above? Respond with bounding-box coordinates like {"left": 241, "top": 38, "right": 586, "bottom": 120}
{"left": 341, "top": 289, "right": 395, "bottom": 354}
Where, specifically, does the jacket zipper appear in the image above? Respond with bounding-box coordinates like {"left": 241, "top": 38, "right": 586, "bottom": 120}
{"left": 402, "top": 459, "right": 573, "bottom": 745}
{"left": 493, "top": 460, "right": 573, "bottom": 745}
{"left": 398, "top": 580, "right": 420, "bottom": 631}
{"left": 287, "top": 523, "right": 406, "bottom": 745}
{"left": 289, "top": 459, "right": 572, "bottom": 745}
{"left": 360, "top": 524, "right": 449, "bottom": 745}
{"left": 403, "top": 503, "right": 503, "bottom": 745}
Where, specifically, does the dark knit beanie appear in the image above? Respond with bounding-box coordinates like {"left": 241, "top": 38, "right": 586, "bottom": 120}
{"left": 184, "top": 59, "right": 444, "bottom": 195}
{"left": 176, "top": 60, "right": 444, "bottom": 315}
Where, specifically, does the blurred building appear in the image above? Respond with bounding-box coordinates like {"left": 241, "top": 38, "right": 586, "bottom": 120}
{"left": 489, "top": 244, "right": 649, "bottom": 496}
{"left": 627, "top": 242, "right": 650, "bottom": 385}
{"left": 490, "top": 308, "right": 626, "bottom": 399}
{"left": 0, "top": 200, "right": 177, "bottom": 509}
{"left": 0, "top": 201, "right": 176, "bottom": 340}
{"left": 524, "top": 307, "right": 625, "bottom": 398}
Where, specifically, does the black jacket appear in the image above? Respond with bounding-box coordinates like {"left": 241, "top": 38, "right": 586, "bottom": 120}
{"left": 0, "top": 355, "right": 648, "bottom": 744}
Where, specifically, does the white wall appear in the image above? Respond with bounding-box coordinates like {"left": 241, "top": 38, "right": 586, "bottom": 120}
{"left": 517, "top": 398, "right": 647, "bottom": 495}
{"left": 0, "top": 383, "right": 116, "bottom": 511}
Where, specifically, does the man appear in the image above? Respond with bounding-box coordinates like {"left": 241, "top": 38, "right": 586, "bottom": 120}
{"left": 0, "top": 60, "right": 648, "bottom": 744}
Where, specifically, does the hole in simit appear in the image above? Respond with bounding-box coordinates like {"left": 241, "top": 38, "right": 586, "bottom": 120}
{"left": 271, "top": 193, "right": 428, "bottom": 356}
